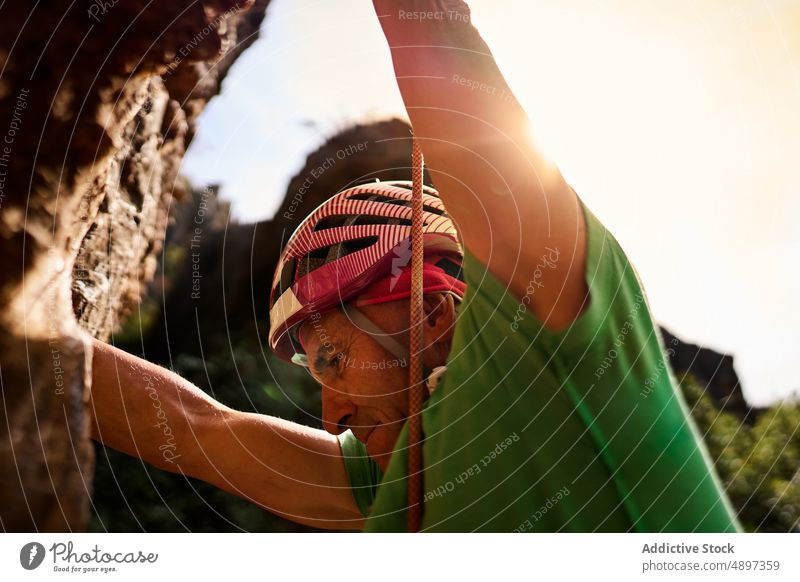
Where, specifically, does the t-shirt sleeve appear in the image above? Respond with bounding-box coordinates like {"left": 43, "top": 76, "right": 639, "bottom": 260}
{"left": 336, "top": 429, "right": 383, "bottom": 518}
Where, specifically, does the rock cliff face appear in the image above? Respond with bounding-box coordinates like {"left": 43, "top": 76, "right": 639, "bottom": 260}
{"left": 660, "top": 328, "right": 760, "bottom": 423}
{"left": 0, "top": 0, "right": 270, "bottom": 531}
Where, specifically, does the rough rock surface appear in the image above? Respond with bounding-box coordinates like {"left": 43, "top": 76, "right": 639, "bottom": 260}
{"left": 0, "top": 0, "right": 270, "bottom": 531}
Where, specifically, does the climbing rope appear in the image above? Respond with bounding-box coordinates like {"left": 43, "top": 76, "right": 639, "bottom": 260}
{"left": 407, "top": 138, "right": 425, "bottom": 532}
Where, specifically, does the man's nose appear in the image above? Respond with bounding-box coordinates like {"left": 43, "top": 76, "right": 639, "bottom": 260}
{"left": 321, "top": 384, "right": 356, "bottom": 435}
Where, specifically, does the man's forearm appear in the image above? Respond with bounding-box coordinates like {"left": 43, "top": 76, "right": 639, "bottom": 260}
{"left": 88, "top": 338, "right": 221, "bottom": 474}
{"left": 88, "top": 339, "right": 363, "bottom": 528}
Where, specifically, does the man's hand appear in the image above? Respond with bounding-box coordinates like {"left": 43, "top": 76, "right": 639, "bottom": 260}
{"left": 88, "top": 339, "right": 363, "bottom": 530}
{"left": 373, "top": 0, "right": 588, "bottom": 331}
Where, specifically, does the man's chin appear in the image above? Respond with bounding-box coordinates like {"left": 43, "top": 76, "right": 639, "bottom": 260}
{"left": 366, "top": 431, "right": 397, "bottom": 472}
{"left": 372, "top": 452, "right": 392, "bottom": 472}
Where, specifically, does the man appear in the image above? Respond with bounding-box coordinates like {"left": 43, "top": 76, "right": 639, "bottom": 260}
{"left": 88, "top": 0, "right": 741, "bottom": 532}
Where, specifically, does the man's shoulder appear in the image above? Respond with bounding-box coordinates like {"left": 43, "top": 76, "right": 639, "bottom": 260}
{"left": 448, "top": 196, "right": 654, "bottom": 360}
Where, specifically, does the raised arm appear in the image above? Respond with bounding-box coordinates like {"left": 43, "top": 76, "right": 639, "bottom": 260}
{"left": 88, "top": 339, "right": 363, "bottom": 530}
{"left": 373, "top": 0, "right": 588, "bottom": 331}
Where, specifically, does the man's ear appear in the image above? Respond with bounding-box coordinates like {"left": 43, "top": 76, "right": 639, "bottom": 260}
{"left": 423, "top": 293, "right": 456, "bottom": 338}
{"left": 422, "top": 293, "right": 457, "bottom": 368}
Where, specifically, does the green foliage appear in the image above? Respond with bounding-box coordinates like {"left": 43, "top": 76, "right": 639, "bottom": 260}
{"left": 112, "top": 299, "right": 160, "bottom": 346}
{"left": 681, "top": 375, "right": 800, "bottom": 532}
{"left": 112, "top": 244, "right": 187, "bottom": 346}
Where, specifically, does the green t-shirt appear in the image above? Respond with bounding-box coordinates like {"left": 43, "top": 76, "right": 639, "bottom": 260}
{"left": 337, "top": 198, "right": 741, "bottom": 532}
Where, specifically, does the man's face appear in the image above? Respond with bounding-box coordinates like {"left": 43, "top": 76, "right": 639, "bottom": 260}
{"left": 298, "top": 296, "right": 455, "bottom": 471}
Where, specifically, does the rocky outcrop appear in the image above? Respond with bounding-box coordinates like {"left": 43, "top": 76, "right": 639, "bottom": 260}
{"left": 660, "top": 328, "right": 762, "bottom": 423}
{"left": 0, "top": 0, "right": 271, "bottom": 531}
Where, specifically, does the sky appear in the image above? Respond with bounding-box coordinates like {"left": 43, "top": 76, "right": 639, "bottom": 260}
{"left": 181, "top": 0, "right": 800, "bottom": 406}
